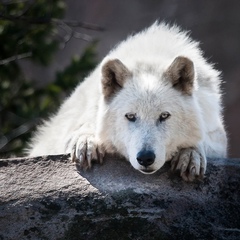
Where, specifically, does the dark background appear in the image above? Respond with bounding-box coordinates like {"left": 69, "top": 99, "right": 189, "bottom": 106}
{"left": 22, "top": 0, "right": 240, "bottom": 157}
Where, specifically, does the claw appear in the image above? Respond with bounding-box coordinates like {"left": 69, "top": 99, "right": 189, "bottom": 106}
{"left": 71, "top": 147, "right": 76, "bottom": 163}
{"left": 69, "top": 135, "right": 105, "bottom": 169}
{"left": 78, "top": 153, "right": 84, "bottom": 167}
{"left": 171, "top": 147, "right": 206, "bottom": 181}
{"left": 190, "top": 166, "right": 196, "bottom": 175}
{"left": 87, "top": 153, "right": 92, "bottom": 168}
{"left": 171, "top": 154, "right": 179, "bottom": 171}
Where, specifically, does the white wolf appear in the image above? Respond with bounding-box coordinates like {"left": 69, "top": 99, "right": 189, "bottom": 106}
{"left": 28, "top": 22, "right": 227, "bottom": 181}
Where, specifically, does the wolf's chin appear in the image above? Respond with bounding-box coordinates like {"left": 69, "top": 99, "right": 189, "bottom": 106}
{"left": 139, "top": 169, "right": 158, "bottom": 175}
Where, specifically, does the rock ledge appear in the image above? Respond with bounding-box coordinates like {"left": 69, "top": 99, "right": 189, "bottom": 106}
{"left": 0, "top": 155, "right": 240, "bottom": 240}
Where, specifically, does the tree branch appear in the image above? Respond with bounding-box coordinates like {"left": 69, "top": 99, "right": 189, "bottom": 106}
{"left": 0, "top": 15, "right": 104, "bottom": 31}
{"left": 55, "top": 19, "right": 105, "bottom": 31}
{"left": 0, "top": 117, "right": 40, "bottom": 151}
{"left": 0, "top": 52, "right": 32, "bottom": 65}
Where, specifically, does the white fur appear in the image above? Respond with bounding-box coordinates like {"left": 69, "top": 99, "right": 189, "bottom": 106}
{"left": 28, "top": 22, "right": 227, "bottom": 181}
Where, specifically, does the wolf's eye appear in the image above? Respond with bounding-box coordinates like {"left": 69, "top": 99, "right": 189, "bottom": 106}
{"left": 125, "top": 113, "right": 137, "bottom": 122}
{"left": 159, "top": 111, "right": 171, "bottom": 122}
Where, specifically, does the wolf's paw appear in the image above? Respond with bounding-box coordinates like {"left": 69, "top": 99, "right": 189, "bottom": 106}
{"left": 171, "top": 147, "right": 206, "bottom": 181}
{"left": 69, "top": 135, "right": 105, "bottom": 170}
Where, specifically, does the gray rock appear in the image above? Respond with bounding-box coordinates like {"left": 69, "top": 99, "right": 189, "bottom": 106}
{"left": 0, "top": 155, "right": 240, "bottom": 240}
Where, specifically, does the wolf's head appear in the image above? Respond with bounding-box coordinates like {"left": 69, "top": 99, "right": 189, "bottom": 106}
{"left": 98, "top": 57, "right": 203, "bottom": 174}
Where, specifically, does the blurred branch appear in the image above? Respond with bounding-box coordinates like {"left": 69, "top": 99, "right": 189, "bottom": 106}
{"left": 57, "top": 20, "right": 93, "bottom": 46}
{"left": 0, "top": 52, "right": 32, "bottom": 65}
{"left": 1, "top": 0, "right": 34, "bottom": 17}
{"left": 54, "top": 19, "right": 105, "bottom": 31}
{"left": 0, "top": 14, "right": 104, "bottom": 52}
{"left": 0, "top": 118, "right": 40, "bottom": 151}
{"left": 0, "top": 15, "right": 104, "bottom": 31}
{"left": 0, "top": 14, "right": 103, "bottom": 64}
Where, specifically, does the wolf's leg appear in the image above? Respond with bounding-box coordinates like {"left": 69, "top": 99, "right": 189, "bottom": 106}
{"left": 171, "top": 145, "right": 206, "bottom": 181}
{"left": 65, "top": 127, "right": 105, "bottom": 169}
{"left": 204, "top": 127, "right": 227, "bottom": 158}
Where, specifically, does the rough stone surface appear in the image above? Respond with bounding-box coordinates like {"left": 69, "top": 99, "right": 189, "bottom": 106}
{"left": 0, "top": 155, "right": 240, "bottom": 240}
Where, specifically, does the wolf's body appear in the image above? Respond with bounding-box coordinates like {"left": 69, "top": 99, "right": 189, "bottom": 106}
{"left": 28, "top": 22, "right": 227, "bottom": 181}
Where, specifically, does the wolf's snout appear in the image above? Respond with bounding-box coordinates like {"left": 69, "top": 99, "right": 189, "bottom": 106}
{"left": 136, "top": 150, "right": 155, "bottom": 167}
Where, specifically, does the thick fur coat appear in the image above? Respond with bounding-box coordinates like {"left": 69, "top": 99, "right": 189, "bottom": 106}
{"left": 28, "top": 22, "right": 227, "bottom": 181}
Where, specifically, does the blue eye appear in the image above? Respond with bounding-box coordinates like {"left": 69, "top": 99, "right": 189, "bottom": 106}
{"left": 125, "top": 113, "right": 137, "bottom": 122}
{"left": 159, "top": 112, "right": 171, "bottom": 122}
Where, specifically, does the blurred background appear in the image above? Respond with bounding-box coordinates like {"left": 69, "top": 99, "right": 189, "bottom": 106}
{"left": 0, "top": 0, "right": 239, "bottom": 158}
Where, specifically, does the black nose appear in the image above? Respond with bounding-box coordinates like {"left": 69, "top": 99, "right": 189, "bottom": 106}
{"left": 136, "top": 150, "right": 155, "bottom": 167}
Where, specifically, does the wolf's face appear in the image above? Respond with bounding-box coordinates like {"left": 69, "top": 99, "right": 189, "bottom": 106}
{"left": 99, "top": 58, "right": 203, "bottom": 174}
{"left": 110, "top": 89, "right": 171, "bottom": 174}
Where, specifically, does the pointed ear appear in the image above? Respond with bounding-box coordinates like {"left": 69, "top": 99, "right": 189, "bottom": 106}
{"left": 101, "top": 59, "right": 131, "bottom": 99}
{"left": 165, "top": 56, "right": 195, "bottom": 95}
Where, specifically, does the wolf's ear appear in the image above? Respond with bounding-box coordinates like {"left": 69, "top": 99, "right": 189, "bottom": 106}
{"left": 165, "top": 56, "right": 195, "bottom": 95}
{"left": 101, "top": 59, "right": 131, "bottom": 99}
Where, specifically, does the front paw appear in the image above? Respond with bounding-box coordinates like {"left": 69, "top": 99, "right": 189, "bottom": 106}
{"left": 171, "top": 147, "right": 206, "bottom": 181}
{"left": 70, "top": 135, "right": 105, "bottom": 170}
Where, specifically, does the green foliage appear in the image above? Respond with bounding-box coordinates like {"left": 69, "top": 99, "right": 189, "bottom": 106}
{"left": 0, "top": 0, "right": 65, "bottom": 65}
{"left": 0, "top": 1, "right": 98, "bottom": 157}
